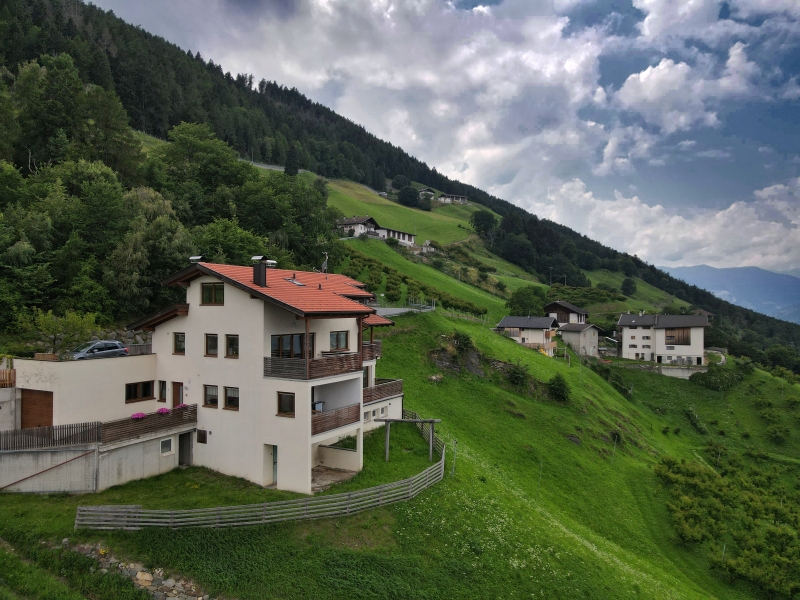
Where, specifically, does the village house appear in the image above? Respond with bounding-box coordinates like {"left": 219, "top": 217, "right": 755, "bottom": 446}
{"left": 438, "top": 193, "right": 468, "bottom": 204}
{"left": 8, "top": 259, "right": 403, "bottom": 495}
{"left": 496, "top": 316, "right": 558, "bottom": 356}
{"left": 544, "top": 301, "right": 588, "bottom": 327}
{"left": 559, "top": 323, "right": 601, "bottom": 357}
{"left": 617, "top": 313, "right": 709, "bottom": 364}
{"left": 336, "top": 215, "right": 416, "bottom": 247}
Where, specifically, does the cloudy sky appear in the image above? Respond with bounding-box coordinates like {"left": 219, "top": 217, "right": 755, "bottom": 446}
{"left": 95, "top": 0, "right": 800, "bottom": 274}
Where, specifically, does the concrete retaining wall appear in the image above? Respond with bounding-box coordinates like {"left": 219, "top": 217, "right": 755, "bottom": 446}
{"left": 98, "top": 433, "right": 181, "bottom": 491}
{"left": 0, "top": 388, "right": 19, "bottom": 431}
{"left": 1, "top": 446, "right": 97, "bottom": 493}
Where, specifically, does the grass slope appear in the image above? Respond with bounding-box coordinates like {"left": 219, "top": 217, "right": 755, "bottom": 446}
{"left": 585, "top": 270, "right": 690, "bottom": 320}
{"left": 328, "top": 180, "right": 473, "bottom": 245}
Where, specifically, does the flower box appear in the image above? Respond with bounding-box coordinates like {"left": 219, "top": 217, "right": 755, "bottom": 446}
{"left": 131, "top": 412, "right": 146, "bottom": 420}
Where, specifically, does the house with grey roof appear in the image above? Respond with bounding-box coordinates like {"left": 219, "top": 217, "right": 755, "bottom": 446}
{"left": 496, "top": 316, "right": 558, "bottom": 356}
{"left": 336, "top": 216, "right": 416, "bottom": 247}
{"left": 544, "top": 301, "right": 588, "bottom": 327}
{"left": 558, "top": 323, "right": 601, "bottom": 357}
{"left": 616, "top": 312, "right": 709, "bottom": 364}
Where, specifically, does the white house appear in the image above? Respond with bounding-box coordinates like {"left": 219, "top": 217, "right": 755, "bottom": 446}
{"left": 617, "top": 313, "right": 709, "bottom": 364}
{"left": 544, "top": 301, "right": 588, "bottom": 327}
{"left": 496, "top": 316, "right": 558, "bottom": 356}
{"left": 559, "top": 323, "right": 601, "bottom": 357}
{"left": 12, "top": 260, "right": 403, "bottom": 495}
{"left": 337, "top": 215, "right": 416, "bottom": 247}
{"left": 438, "top": 193, "right": 467, "bottom": 204}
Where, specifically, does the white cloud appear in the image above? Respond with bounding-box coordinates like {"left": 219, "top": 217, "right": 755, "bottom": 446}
{"left": 632, "top": 0, "right": 721, "bottom": 41}
{"left": 530, "top": 178, "right": 800, "bottom": 271}
{"left": 615, "top": 43, "right": 760, "bottom": 132}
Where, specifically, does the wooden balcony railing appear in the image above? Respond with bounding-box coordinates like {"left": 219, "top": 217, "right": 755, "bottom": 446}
{"left": 125, "top": 343, "right": 152, "bottom": 356}
{"left": 363, "top": 379, "right": 403, "bottom": 405}
{"left": 545, "top": 330, "right": 557, "bottom": 338}
{"left": 264, "top": 352, "right": 363, "bottom": 380}
{"left": 362, "top": 340, "right": 382, "bottom": 361}
{"left": 101, "top": 404, "right": 198, "bottom": 444}
{"left": 0, "top": 421, "right": 102, "bottom": 451}
{"left": 0, "top": 369, "right": 15, "bottom": 389}
{"left": 311, "top": 403, "right": 360, "bottom": 436}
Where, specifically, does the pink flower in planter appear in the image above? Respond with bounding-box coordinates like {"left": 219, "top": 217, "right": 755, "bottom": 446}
{"left": 175, "top": 403, "right": 188, "bottom": 409}
{"left": 157, "top": 408, "right": 171, "bottom": 415}
{"left": 131, "top": 412, "right": 146, "bottom": 420}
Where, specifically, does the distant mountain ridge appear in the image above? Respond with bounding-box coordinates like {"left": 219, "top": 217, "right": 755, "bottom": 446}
{"left": 660, "top": 265, "right": 800, "bottom": 324}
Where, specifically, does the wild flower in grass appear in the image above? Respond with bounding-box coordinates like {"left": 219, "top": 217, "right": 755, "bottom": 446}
{"left": 130, "top": 412, "right": 146, "bottom": 420}
{"left": 157, "top": 408, "right": 171, "bottom": 415}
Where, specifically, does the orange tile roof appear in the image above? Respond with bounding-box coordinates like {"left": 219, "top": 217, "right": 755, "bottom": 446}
{"left": 364, "top": 314, "right": 394, "bottom": 327}
{"left": 197, "top": 263, "right": 374, "bottom": 317}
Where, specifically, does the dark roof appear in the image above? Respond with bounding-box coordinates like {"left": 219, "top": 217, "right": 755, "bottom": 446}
{"left": 127, "top": 304, "right": 189, "bottom": 331}
{"left": 558, "top": 323, "right": 600, "bottom": 332}
{"left": 497, "top": 316, "right": 558, "bottom": 329}
{"left": 162, "top": 263, "right": 375, "bottom": 318}
{"left": 543, "top": 301, "right": 588, "bottom": 315}
{"left": 617, "top": 314, "right": 709, "bottom": 328}
{"left": 337, "top": 215, "right": 378, "bottom": 227}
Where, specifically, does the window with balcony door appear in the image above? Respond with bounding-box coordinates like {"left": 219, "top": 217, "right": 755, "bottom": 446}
{"left": 201, "top": 283, "right": 224, "bottom": 305}
{"left": 158, "top": 380, "right": 167, "bottom": 402}
{"left": 330, "top": 331, "right": 349, "bottom": 351}
{"left": 271, "top": 333, "right": 314, "bottom": 358}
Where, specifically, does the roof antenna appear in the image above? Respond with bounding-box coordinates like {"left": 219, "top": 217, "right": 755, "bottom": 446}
{"left": 321, "top": 252, "right": 329, "bottom": 274}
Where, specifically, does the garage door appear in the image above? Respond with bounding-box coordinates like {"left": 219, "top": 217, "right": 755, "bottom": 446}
{"left": 21, "top": 389, "right": 53, "bottom": 429}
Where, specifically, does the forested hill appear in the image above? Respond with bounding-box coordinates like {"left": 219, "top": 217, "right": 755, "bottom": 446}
{"left": 3, "top": 0, "right": 800, "bottom": 361}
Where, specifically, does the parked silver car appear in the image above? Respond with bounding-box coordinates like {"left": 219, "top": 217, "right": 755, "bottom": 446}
{"left": 69, "top": 340, "right": 129, "bottom": 360}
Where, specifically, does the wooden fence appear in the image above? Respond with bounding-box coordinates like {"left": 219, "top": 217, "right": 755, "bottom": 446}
{"left": 75, "top": 409, "right": 445, "bottom": 531}
{"left": 0, "top": 369, "right": 14, "bottom": 388}
{"left": 363, "top": 379, "right": 403, "bottom": 405}
{"left": 311, "top": 403, "right": 360, "bottom": 436}
{"left": 124, "top": 344, "right": 152, "bottom": 356}
{"left": 101, "top": 404, "right": 197, "bottom": 444}
{"left": 0, "top": 421, "right": 102, "bottom": 451}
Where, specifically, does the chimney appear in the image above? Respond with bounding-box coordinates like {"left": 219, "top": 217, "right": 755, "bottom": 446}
{"left": 252, "top": 256, "right": 268, "bottom": 286}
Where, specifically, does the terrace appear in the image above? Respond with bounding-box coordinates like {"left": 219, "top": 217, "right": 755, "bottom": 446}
{"left": 363, "top": 378, "right": 403, "bottom": 405}
{"left": 263, "top": 341, "right": 382, "bottom": 380}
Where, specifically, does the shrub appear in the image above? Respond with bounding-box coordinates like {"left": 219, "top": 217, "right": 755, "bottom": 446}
{"left": 685, "top": 406, "right": 708, "bottom": 434}
{"left": 496, "top": 280, "right": 507, "bottom": 292}
{"left": 385, "top": 237, "right": 400, "bottom": 248}
{"left": 549, "top": 373, "right": 570, "bottom": 402}
{"left": 767, "top": 425, "right": 789, "bottom": 443}
{"left": 347, "top": 228, "right": 355, "bottom": 237}
{"left": 673, "top": 427, "right": 681, "bottom": 435}
{"left": 507, "top": 360, "right": 529, "bottom": 387}
{"left": 453, "top": 331, "right": 474, "bottom": 355}
{"left": 662, "top": 426, "right": 670, "bottom": 434}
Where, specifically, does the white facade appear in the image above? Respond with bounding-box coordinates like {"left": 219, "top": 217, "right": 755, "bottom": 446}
{"left": 12, "top": 266, "right": 404, "bottom": 495}
{"left": 619, "top": 323, "right": 706, "bottom": 364}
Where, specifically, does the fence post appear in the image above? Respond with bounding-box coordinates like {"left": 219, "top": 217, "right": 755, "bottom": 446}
{"left": 451, "top": 440, "right": 457, "bottom": 477}
{"left": 429, "top": 421, "right": 434, "bottom": 462}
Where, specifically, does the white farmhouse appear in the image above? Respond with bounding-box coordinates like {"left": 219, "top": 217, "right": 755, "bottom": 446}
{"left": 337, "top": 215, "right": 416, "bottom": 247}
{"left": 496, "top": 316, "right": 558, "bottom": 356}
{"left": 11, "top": 259, "right": 403, "bottom": 494}
{"left": 617, "top": 313, "right": 709, "bottom": 365}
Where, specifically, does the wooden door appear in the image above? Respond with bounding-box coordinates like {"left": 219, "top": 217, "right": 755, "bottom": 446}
{"left": 172, "top": 382, "right": 183, "bottom": 408}
{"left": 21, "top": 389, "right": 53, "bottom": 429}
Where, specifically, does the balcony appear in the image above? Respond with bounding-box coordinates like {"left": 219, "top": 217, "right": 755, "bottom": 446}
{"left": 0, "top": 369, "right": 15, "bottom": 388}
{"left": 545, "top": 330, "right": 557, "bottom": 339}
{"left": 101, "top": 404, "right": 198, "bottom": 444}
{"left": 363, "top": 378, "right": 403, "bottom": 405}
{"left": 311, "top": 403, "right": 360, "bottom": 436}
{"left": 362, "top": 340, "right": 383, "bottom": 361}
{"left": 264, "top": 352, "right": 363, "bottom": 380}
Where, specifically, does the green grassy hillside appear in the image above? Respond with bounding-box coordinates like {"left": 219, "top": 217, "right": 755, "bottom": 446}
{"left": 586, "top": 270, "right": 689, "bottom": 317}
{"left": 5, "top": 311, "right": 795, "bottom": 598}
{"left": 329, "top": 180, "right": 473, "bottom": 245}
